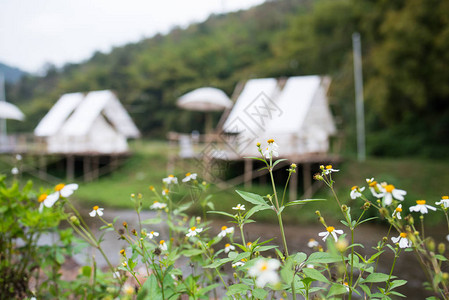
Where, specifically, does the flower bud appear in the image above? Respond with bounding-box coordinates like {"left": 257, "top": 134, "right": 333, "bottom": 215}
{"left": 363, "top": 202, "right": 371, "bottom": 210}
{"left": 313, "top": 173, "right": 323, "bottom": 181}
{"left": 256, "top": 142, "right": 261, "bottom": 147}
{"left": 342, "top": 205, "right": 348, "bottom": 212}
{"left": 426, "top": 238, "right": 436, "bottom": 252}
{"left": 291, "top": 163, "right": 297, "bottom": 169}
{"left": 137, "top": 193, "right": 143, "bottom": 199}
{"left": 336, "top": 239, "right": 348, "bottom": 252}
{"left": 141, "top": 230, "right": 146, "bottom": 236}
{"left": 70, "top": 215, "right": 80, "bottom": 226}
{"left": 131, "top": 229, "right": 137, "bottom": 236}
{"left": 131, "top": 194, "right": 135, "bottom": 198}
{"left": 123, "top": 222, "right": 128, "bottom": 228}
{"left": 315, "top": 210, "right": 321, "bottom": 217}
{"left": 438, "top": 243, "right": 446, "bottom": 255}
{"left": 149, "top": 185, "right": 155, "bottom": 191}
{"left": 443, "top": 273, "right": 449, "bottom": 281}
{"left": 382, "top": 237, "right": 388, "bottom": 243}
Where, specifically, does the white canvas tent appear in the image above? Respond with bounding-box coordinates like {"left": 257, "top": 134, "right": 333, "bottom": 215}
{"left": 35, "top": 90, "right": 140, "bottom": 154}
{"left": 221, "top": 75, "right": 336, "bottom": 158}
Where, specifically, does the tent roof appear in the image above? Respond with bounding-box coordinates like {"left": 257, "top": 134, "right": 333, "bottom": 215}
{"left": 0, "top": 101, "right": 25, "bottom": 121}
{"left": 35, "top": 90, "right": 140, "bottom": 138}
{"left": 177, "top": 87, "right": 232, "bottom": 111}
{"left": 223, "top": 78, "right": 279, "bottom": 133}
{"left": 266, "top": 76, "right": 321, "bottom": 134}
{"left": 34, "top": 93, "right": 83, "bottom": 136}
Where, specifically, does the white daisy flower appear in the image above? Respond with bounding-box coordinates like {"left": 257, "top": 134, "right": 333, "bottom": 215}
{"left": 186, "top": 226, "right": 203, "bottom": 237}
{"left": 159, "top": 240, "right": 168, "bottom": 251}
{"left": 367, "top": 179, "right": 383, "bottom": 198}
{"left": 321, "top": 165, "right": 339, "bottom": 175}
{"left": 150, "top": 201, "right": 167, "bottom": 210}
{"left": 379, "top": 184, "right": 406, "bottom": 206}
{"left": 162, "top": 189, "right": 169, "bottom": 196}
{"left": 318, "top": 226, "right": 344, "bottom": 242}
{"left": 391, "top": 232, "right": 412, "bottom": 248}
{"left": 307, "top": 238, "right": 319, "bottom": 248}
{"left": 248, "top": 258, "right": 281, "bottom": 288}
{"left": 392, "top": 204, "right": 403, "bottom": 219}
{"left": 409, "top": 200, "right": 436, "bottom": 214}
{"left": 162, "top": 175, "right": 178, "bottom": 185}
{"left": 11, "top": 167, "right": 19, "bottom": 175}
{"left": 224, "top": 243, "right": 235, "bottom": 253}
{"left": 436, "top": 196, "right": 449, "bottom": 208}
{"left": 89, "top": 206, "right": 104, "bottom": 217}
{"left": 217, "top": 226, "right": 234, "bottom": 238}
{"left": 232, "top": 204, "right": 245, "bottom": 211}
{"left": 350, "top": 186, "right": 365, "bottom": 199}
{"left": 263, "top": 139, "right": 279, "bottom": 159}
{"left": 54, "top": 183, "right": 78, "bottom": 198}
{"left": 147, "top": 230, "right": 159, "bottom": 239}
{"left": 182, "top": 172, "right": 197, "bottom": 183}
{"left": 38, "top": 192, "right": 59, "bottom": 212}
{"left": 15, "top": 154, "right": 22, "bottom": 161}
{"left": 344, "top": 282, "right": 350, "bottom": 292}
{"left": 446, "top": 234, "right": 449, "bottom": 242}
{"left": 232, "top": 260, "right": 245, "bottom": 268}
{"left": 122, "top": 283, "right": 134, "bottom": 295}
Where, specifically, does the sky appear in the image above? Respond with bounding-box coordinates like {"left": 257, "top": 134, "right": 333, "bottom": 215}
{"left": 0, "top": 0, "right": 265, "bottom": 74}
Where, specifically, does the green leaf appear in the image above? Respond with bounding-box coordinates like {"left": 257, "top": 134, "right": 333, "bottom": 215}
{"left": 226, "top": 284, "right": 249, "bottom": 296}
{"left": 359, "top": 284, "right": 371, "bottom": 297}
{"left": 141, "top": 217, "right": 162, "bottom": 224}
{"left": 285, "top": 199, "right": 326, "bottom": 207}
{"left": 244, "top": 156, "right": 268, "bottom": 163}
{"left": 292, "top": 252, "right": 307, "bottom": 264}
{"left": 302, "top": 268, "right": 329, "bottom": 283}
{"left": 253, "top": 288, "right": 268, "bottom": 299}
{"left": 235, "top": 190, "right": 267, "bottom": 206}
{"left": 434, "top": 254, "right": 447, "bottom": 261}
{"left": 198, "top": 283, "right": 221, "bottom": 295}
{"left": 255, "top": 245, "right": 278, "bottom": 252}
{"left": 363, "top": 272, "right": 391, "bottom": 283}
{"left": 245, "top": 204, "right": 271, "bottom": 219}
{"left": 306, "top": 252, "right": 343, "bottom": 264}
{"left": 272, "top": 158, "right": 288, "bottom": 168}
{"left": 203, "top": 257, "right": 233, "bottom": 269}
{"left": 281, "top": 258, "right": 294, "bottom": 284}
{"left": 327, "top": 283, "right": 349, "bottom": 297}
{"left": 389, "top": 291, "right": 406, "bottom": 297}
{"left": 137, "top": 274, "right": 162, "bottom": 300}
{"left": 389, "top": 279, "right": 407, "bottom": 289}
{"left": 357, "top": 216, "right": 378, "bottom": 225}
{"left": 181, "top": 249, "right": 203, "bottom": 257}
{"left": 207, "top": 211, "right": 236, "bottom": 218}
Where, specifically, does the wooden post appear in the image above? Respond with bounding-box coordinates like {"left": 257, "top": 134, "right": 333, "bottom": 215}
{"left": 244, "top": 159, "right": 253, "bottom": 189}
{"left": 92, "top": 155, "right": 99, "bottom": 180}
{"left": 84, "top": 156, "right": 91, "bottom": 182}
{"left": 109, "top": 155, "right": 118, "bottom": 172}
{"left": 66, "top": 155, "right": 74, "bottom": 181}
{"left": 303, "top": 162, "right": 312, "bottom": 198}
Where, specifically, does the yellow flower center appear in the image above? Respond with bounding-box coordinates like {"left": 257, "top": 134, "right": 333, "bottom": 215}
{"left": 38, "top": 194, "right": 47, "bottom": 203}
{"left": 344, "top": 282, "right": 349, "bottom": 286}
{"left": 260, "top": 262, "right": 268, "bottom": 271}
{"left": 351, "top": 186, "right": 357, "bottom": 191}
{"left": 395, "top": 207, "right": 402, "bottom": 212}
{"left": 163, "top": 189, "right": 169, "bottom": 194}
{"left": 326, "top": 165, "right": 332, "bottom": 170}
{"left": 416, "top": 200, "right": 426, "bottom": 205}
{"left": 369, "top": 181, "right": 378, "bottom": 187}
{"left": 153, "top": 201, "right": 159, "bottom": 204}
{"left": 256, "top": 142, "right": 261, "bottom": 147}
{"left": 326, "top": 226, "right": 335, "bottom": 233}
{"left": 93, "top": 205, "right": 99, "bottom": 210}
{"left": 309, "top": 238, "right": 315, "bottom": 242}
{"left": 150, "top": 231, "right": 155, "bottom": 234}
{"left": 55, "top": 183, "right": 65, "bottom": 191}
{"left": 443, "top": 196, "right": 449, "bottom": 200}
{"left": 160, "top": 240, "right": 165, "bottom": 245}
{"left": 149, "top": 185, "right": 155, "bottom": 191}
{"left": 400, "top": 232, "right": 407, "bottom": 238}
{"left": 267, "top": 139, "right": 274, "bottom": 144}
{"left": 225, "top": 243, "right": 231, "bottom": 248}
{"left": 120, "top": 249, "right": 125, "bottom": 255}
{"left": 185, "top": 172, "right": 191, "bottom": 176}
{"left": 190, "top": 226, "right": 196, "bottom": 231}
{"left": 168, "top": 175, "right": 174, "bottom": 178}
{"left": 221, "top": 226, "right": 227, "bottom": 231}
{"left": 246, "top": 242, "right": 252, "bottom": 247}
{"left": 385, "top": 185, "right": 395, "bottom": 193}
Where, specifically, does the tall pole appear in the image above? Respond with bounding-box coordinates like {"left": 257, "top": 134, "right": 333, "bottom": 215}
{"left": 0, "top": 73, "right": 7, "bottom": 146}
{"left": 352, "top": 32, "right": 366, "bottom": 162}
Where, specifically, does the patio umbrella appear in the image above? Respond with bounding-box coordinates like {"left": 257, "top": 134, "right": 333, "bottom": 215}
{"left": 0, "top": 101, "right": 25, "bottom": 121}
{"left": 177, "top": 87, "right": 232, "bottom": 133}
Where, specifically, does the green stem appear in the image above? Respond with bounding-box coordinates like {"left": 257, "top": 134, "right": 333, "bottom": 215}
{"left": 384, "top": 249, "right": 401, "bottom": 294}
{"left": 269, "top": 169, "right": 289, "bottom": 257}
{"left": 281, "top": 171, "right": 292, "bottom": 207}
{"left": 349, "top": 228, "right": 354, "bottom": 300}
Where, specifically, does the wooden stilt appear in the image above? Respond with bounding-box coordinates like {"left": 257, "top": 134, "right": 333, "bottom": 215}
{"left": 244, "top": 159, "right": 253, "bottom": 189}
{"left": 66, "top": 155, "right": 74, "bottom": 181}
{"left": 92, "top": 155, "right": 99, "bottom": 180}
{"left": 303, "top": 163, "right": 312, "bottom": 198}
{"left": 84, "top": 156, "right": 91, "bottom": 182}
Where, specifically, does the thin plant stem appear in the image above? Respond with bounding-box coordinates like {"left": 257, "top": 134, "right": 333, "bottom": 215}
{"left": 281, "top": 171, "right": 292, "bottom": 207}
{"left": 269, "top": 169, "right": 289, "bottom": 257}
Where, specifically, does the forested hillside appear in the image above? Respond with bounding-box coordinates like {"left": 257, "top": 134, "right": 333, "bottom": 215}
{"left": 5, "top": 0, "right": 449, "bottom": 157}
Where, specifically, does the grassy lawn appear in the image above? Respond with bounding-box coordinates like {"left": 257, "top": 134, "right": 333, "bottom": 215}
{"left": 72, "top": 140, "right": 449, "bottom": 226}
{"left": 2, "top": 140, "right": 448, "bottom": 225}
